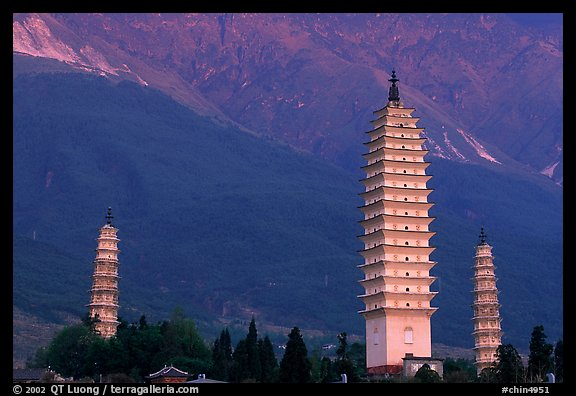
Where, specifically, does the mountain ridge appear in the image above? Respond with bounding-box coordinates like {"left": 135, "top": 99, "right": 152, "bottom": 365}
{"left": 13, "top": 71, "right": 562, "bottom": 366}
{"left": 12, "top": 13, "right": 563, "bottom": 185}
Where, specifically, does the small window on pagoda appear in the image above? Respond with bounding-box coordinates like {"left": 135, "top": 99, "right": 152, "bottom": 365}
{"left": 402, "top": 145, "right": 405, "bottom": 149}
{"left": 402, "top": 157, "right": 406, "bottom": 161}
{"left": 405, "top": 241, "right": 409, "bottom": 245}
{"left": 406, "top": 303, "right": 410, "bottom": 307}
{"left": 405, "top": 257, "right": 409, "bottom": 261}
{"left": 406, "top": 272, "right": 410, "bottom": 276}
{"left": 405, "top": 226, "right": 409, "bottom": 230}
{"left": 404, "top": 197, "right": 408, "bottom": 201}
{"left": 400, "top": 123, "right": 404, "bottom": 127}
{"left": 406, "top": 287, "right": 410, "bottom": 292}
{"left": 403, "top": 170, "right": 407, "bottom": 173}
{"left": 405, "top": 211, "right": 408, "bottom": 215}
{"left": 401, "top": 134, "right": 404, "bottom": 137}
{"left": 404, "top": 327, "right": 414, "bottom": 344}
{"left": 404, "top": 184, "right": 407, "bottom": 187}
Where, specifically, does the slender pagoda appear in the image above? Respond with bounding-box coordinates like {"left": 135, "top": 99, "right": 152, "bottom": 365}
{"left": 471, "top": 227, "right": 502, "bottom": 375}
{"left": 87, "top": 207, "right": 121, "bottom": 338}
{"left": 358, "top": 70, "right": 438, "bottom": 375}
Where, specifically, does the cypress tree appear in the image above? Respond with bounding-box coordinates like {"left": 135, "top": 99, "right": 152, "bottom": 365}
{"left": 245, "top": 317, "right": 262, "bottom": 381}
{"left": 528, "top": 325, "right": 553, "bottom": 382}
{"left": 212, "top": 328, "right": 233, "bottom": 381}
{"left": 259, "top": 335, "right": 278, "bottom": 382}
{"left": 279, "top": 327, "right": 311, "bottom": 383}
{"left": 553, "top": 339, "right": 563, "bottom": 382}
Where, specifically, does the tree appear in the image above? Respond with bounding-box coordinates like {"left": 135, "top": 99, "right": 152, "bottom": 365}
{"left": 258, "top": 335, "right": 278, "bottom": 382}
{"left": 245, "top": 318, "right": 262, "bottom": 381}
{"left": 495, "top": 344, "right": 525, "bottom": 383}
{"left": 211, "top": 328, "right": 233, "bottom": 381}
{"left": 279, "top": 327, "right": 311, "bottom": 383}
{"left": 553, "top": 339, "right": 563, "bottom": 382}
{"left": 528, "top": 325, "right": 553, "bottom": 382}
{"left": 46, "top": 323, "right": 95, "bottom": 379}
{"left": 230, "top": 318, "right": 264, "bottom": 382}
{"left": 442, "top": 358, "right": 476, "bottom": 383}
{"left": 414, "top": 363, "right": 441, "bottom": 383}
{"left": 334, "top": 332, "right": 360, "bottom": 382}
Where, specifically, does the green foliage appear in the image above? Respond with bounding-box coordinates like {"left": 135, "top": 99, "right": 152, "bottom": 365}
{"left": 258, "top": 336, "right": 279, "bottom": 383}
{"left": 46, "top": 324, "right": 96, "bottom": 378}
{"left": 228, "top": 318, "right": 277, "bottom": 382}
{"left": 39, "top": 310, "right": 210, "bottom": 381}
{"left": 414, "top": 363, "right": 442, "bottom": 383}
{"left": 211, "top": 328, "right": 233, "bottom": 381}
{"left": 528, "top": 325, "right": 554, "bottom": 382}
{"left": 442, "top": 357, "right": 476, "bottom": 383}
{"left": 334, "top": 332, "right": 360, "bottom": 382}
{"left": 495, "top": 344, "right": 525, "bottom": 383}
{"left": 553, "top": 339, "right": 563, "bottom": 382}
{"left": 279, "top": 327, "right": 312, "bottom": 383}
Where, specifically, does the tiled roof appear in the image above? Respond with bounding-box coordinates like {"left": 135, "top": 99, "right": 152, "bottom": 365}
{"left": 146, "top": 366, "right": 189, "bottom": 379}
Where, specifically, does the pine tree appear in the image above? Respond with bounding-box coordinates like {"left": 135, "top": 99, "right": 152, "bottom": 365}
{"left": 528, "top": 325, "right": 553, "bottom": 382}
{"left": 279, "top": 327, "right": 311, "bottom": 383}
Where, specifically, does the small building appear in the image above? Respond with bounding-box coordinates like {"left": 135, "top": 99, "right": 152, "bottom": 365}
{"left": 402, "top": 353, "right": 443, "bottom": 378}
{"left": 145, "top": 366, "right": 189, "bottom": 383}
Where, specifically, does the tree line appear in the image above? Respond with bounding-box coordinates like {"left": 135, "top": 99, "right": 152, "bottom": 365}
{"left": 28, "top": 307, "right": 363, "bottom": 383}
{"left": 28, "top": 308, "right": 562, "bottom": 383}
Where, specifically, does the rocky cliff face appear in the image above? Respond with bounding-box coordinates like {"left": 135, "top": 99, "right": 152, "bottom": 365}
{"left": 13, "top": 13, "right": 563, "bottom": 184}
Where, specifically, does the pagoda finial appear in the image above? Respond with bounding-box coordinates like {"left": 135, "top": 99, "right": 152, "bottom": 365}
{"left": 388, "top": 69, "right": 400, "bottom": 102}
{"left": 478, "top": 227, "right": 487, "bottom": 245}
{"left": 106, "top": 206, "right": 114, "bottom": 225}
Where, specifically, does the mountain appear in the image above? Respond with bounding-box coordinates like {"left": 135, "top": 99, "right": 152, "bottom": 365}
{"left": 12, "top": 13, "right": 563, "bottom": 365}
{"left": 12, "top": 13, "right": 563, "bottom": 184}
{"left": 13, "top": 71, "right": 562, "bottom": 365}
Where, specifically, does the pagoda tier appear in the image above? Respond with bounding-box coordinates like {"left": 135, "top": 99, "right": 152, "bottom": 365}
{"left": 87, "top": 207, "right": 121, "bottom": 339}
{"left": 358, "top": 70, "right": 438, "bottom": 374}
{"left": 471, "top": 228, "right": 503, "bottom": 375}
{"left": 360, "top": 172, "right": 432, "bottom": 187}
{"left": 363, "top": 147, "right": 430, "bottom": 164}
{"left": 358, "top": 259, "right": 436, "bottom": 272}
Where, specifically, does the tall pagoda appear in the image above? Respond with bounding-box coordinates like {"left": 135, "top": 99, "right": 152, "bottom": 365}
{"left": 87, "top": 207, "right": 121, "bottom": 338}
{"left": 358, "top": 70, "right": 438, "bottom": 376}
{"left": 471, "top": 227, "right": 502, "bottom": 375}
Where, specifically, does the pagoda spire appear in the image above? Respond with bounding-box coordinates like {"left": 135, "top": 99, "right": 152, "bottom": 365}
{"left": 478, "top": 227, "right": 487, "bottom": 245}
{"left": 388, "top": 69, "right": 400, "bottom": 102}
{"left": 106, "top": 206, "right": 114, "bottom": 225}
